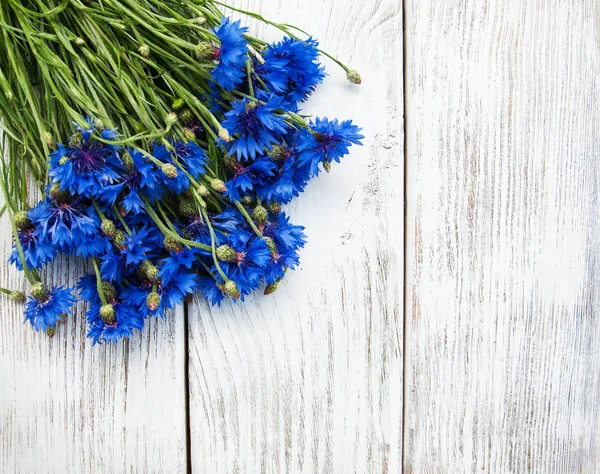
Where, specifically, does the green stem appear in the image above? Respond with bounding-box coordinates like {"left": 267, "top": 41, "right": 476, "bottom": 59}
{"left": 200, "top": 207, "right": 229, "bottom": 282}
{"left": 91, "top": 257, "right": 108, "bottom": 306}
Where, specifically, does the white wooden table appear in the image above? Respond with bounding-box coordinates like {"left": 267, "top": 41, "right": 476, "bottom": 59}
{"left": 1, "top": 0, "right": 599, "bottom": 472}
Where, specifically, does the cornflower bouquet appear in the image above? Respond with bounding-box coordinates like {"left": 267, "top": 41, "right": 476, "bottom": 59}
{"left": 0, "top": 0, "right": 363, "bottom": 344}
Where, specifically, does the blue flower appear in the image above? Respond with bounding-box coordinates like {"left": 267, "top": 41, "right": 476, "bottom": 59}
{"left": 9, "top": 203, "right": 56, "bottom": 270}
{"left": 86, "top": 300, "right": 144, "bottom": 344}
{"left": 153, "top": 144, "right": 192, "bottom": 194}
{"left": 262, "top": 212, "right": 306, "bottom": 284}
{"left": 122, "top": 226, "right": 153, "bottom": 266}
{"left": 100, "top": 148, "right": 160, "bottom": 213}
{"left": 225, "top": 157, "right": 276, "bottom": 201}
{"left": 158, "top": 247, "right": 201, "bottom": 285}
{"left": 171, "top": 140, "right": 208, "bottom": 179}
{"left": 262, "top": 37, "right": 326, "bottom": 105}
{"left": 221, "top": 96, "right": 288, "bottom": 161}
{"left": 197, "top": 276, "right": 225, "bottom": 306}
{"left": 32, "top": 196, "right": 102, "bottom": 255}
{"left": 297, "top": 117, "right": 364, "bottom": 175}
{"left": 211, "top": 18, "right": 248, "bottom": 90}
{"left": 49, "top": 118, "right": 122, "bottom": 198}
{"left": 24, "top": 286, "right": 76, "bottom": 332}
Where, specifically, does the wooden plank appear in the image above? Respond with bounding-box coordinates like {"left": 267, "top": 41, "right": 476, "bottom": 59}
{"left": 404, "top": 0, "right": 600, "bottom": 472}
{"left": 0, "top": 202, "right": 187, "bottom": 471}
{"left": 187, "top": 0, "right": 404, "bottom": 472}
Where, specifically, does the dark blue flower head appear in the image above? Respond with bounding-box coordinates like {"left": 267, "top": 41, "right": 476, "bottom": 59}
{"left": 10, "top": 203, "right": 57, "bottom": 270}
{"left": 221, "top": 96, "right": 288, "bottom": 160}
{"left": 225, "top": 157, "right": 276, "bottom": 201}
{"left": 171, "top": 140, "right": 208, "bottom": 179}
{"left": 211, "top": 18, "right": 248, "bottom": 90}
{"left": 297, "top": 117, "right": 364, "bottom": 175}
{"left": 24, "top": 285, "right": 76, "bottom": 332}
{"left": 49, "top": 118, "right": 122, "bottom": 198}
{"left": 262, "top": 211, "right": 307, "bottom": 284}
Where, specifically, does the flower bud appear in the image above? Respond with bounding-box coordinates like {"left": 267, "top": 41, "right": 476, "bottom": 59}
{"left": 94, "top": 118, "right": 105, "bottom": 130}
{"left": 210, "top": 178, "right": 227, "bottom": 193}
{"left": 165, "top": 112, "right": 178, "bottom": 126}
{"left": 50, "top": 182, "right": 70, "bottom": 203}
{"left": 179, "top": 108, "right": 194, "bottom": 125}
{"left": 161, "top": 163, "right": 178, "bottom": 178}
{"left": 163, "top": 235, "right": 184, "bottom": 252}
{"left": 179, "top": 199, "right": 197, "bottom": 217}
{"left": 113, "top": 230, "right": 127, "bottom": 249}
{"left": 216, "top": 244, "right": 238, "bottom": 262}
{"left": 268, "top": 202, "right": 281, "bottom": 214}
{"left": 101, "top": 219, "right": 116, "bottom": 238}
{"left": 99, "top": 304, "right": 116, "bottom": 325}
{"left": 138, "top": 44, "right": 150, "bottom": 58}
{"left": 218, "top": 127, "right": 230, "bottom": 142}
{"left": 146, "top": 291, "right": 161, "bottom": 311}
{"left": 74, "top": 37, "right": 86, "bottom": 46}
{"left": 43, "top": 132, "right": 54, "bottom": 149}
{"left": 31, "top": 283, "right": 49, "bottom": 301}
{"left": 196, "top": 41, "right": 216, "bottom": 60}
{"left": 183, "top": 128, "right": 196, "bottom": 142}
{"left": 264, "top": 280, "right": 280, "bottom": 295}
{"left": 264, "top": 236, "right": 277, "bottom": 254}
{"left": 240, "top": 196, "right": 253, "bottom": 206}
{"left": 58, "top": 155, "right": 69, "bottom": 166}
{"left": 252, "top": 205, "right": 268, "bottom": 226}
{"left": 9, "top": 291, "right": 26, "bottom": 303}
{"left": 138, "top": 260, "right": 159, "bottom": 281}
{"left": 346, "top": 69, "right": 362, "bottom": 85}
{"left": 195, "top": 15, "right": 207, "bottom": 25}
{"left": 323, "top": 159, "right": 331, "bottom": 173}
{"left": 244, "top": 101, "right": 257, "bottom": 112}
{"left": 46, "top": 325, "right": 57, "bottom": 337}
{"left": 172, "top": 98, "right": 185, "bottom": 110}
{"left": 5, "top": 90, "right": 13, "bottom": 102}
{"left": 14, "top": 211, "right": 31, "bottom": 231}
{"left": 223, "top": 280, "right": 240, "bottom": 299}
{"left": 196, "top": 184, "right": 209, "bottom": 197}
{"left": 268, "top": 145, "right": 291, "bottom": 162}
{"left": 69, "top": 131, "right": 83, "bottom": 147}
{"left": 101, "top": 282, "right": 117, "bottom": 304}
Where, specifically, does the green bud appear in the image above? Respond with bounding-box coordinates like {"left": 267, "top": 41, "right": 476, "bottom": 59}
{"left": 264, "top": 280, "right": 280, "bottom": 295}
{"left": 216, "top": 245, "right": 238, "bottom": 262}
{"left": 74, "top": 37, "right": 86, "bottom": 46}
{"left": 172, "top": 99, "right": 185, "bottom": 110}
{"left": 101, "top": 220, "right": 116, "bottom": 238}
{"left": 43, "top": 132, "right": 54, "bottom": 149}
{"left": 264, "top": 236, "right": 277, "bottom": 254}
{"left": 197, "top": 184, "right": 209, "bottom": 197}
{"left": 165, "top": 112, "right": 178, "bottom": 125}
{"left": 179, "top": 199, "right": 197, "bottom": 217}
{"left": 146, "top": 291, "right": 161, "bottom": 311}
{"left": 240, "top": 196, "right": 253, "bottom": 206}
{"left": 268, "top": 145, "right": 291, "bottom": 161}
{"left": 94, "top": 118, "right": 105, "bottom": 131}
{"left": 223, "top": 280, "right": 241, "bottom": 299}
{"left": 69, "top": 131, "right": 83, "bottom": 147}
{"left": 196, "top": 41, "right": 216, "bottom": 60}
{"left": 183, "top": 128, "right": 196, "bottom": 142}
{"left": 138, "top": 260, "right": 159, "bottom": 281}
{"left": 9, "top": 291, "right": 26, "bottom": 303}
{"left": 113, "top": 230, "right": 127, "bottom": 249}
{"left": 346, "top": 69, "right": 362, "bottom": 85}
{"left": 218, "top": 127, "right": 230, "bottom": 142}
{"left": 195, "top": 15, "right": 207, "bottom": 25}
{"left": 268, "top": 202, "right": 281, "bottom": 214}
{"left": 323, "top": 159, "right": 331, "bottom": 173}
{"left": 58, "top": 155, "right": 69, "bottom": 166}
{"left": 179, "top": 109, "right": 194, "bottom": 125}
{"left": 252, "top": 205, "right": 268, "bottom": 226}
{"left": 161, "top": 163, "right": 178, "bottom": 178}
{"left": 99, "top": 304, "right": 116, "bottom": 325}
{"left": 50, "top": 183, "right": 70, "bottom": 203}
{"left": 164, "top": 235, "right": 184, "bottom": 252}
{"left": 46, "top": 325, "right": 57, "bottom": 337}
{"left": 138, "top": 44, "right": 150, "bottom": 58}
{"left": 15, "top": 211, "right": 31, "bottom": 231}
{"left": 5, "top": 90, "right": 13, "bottom": 102}
{"left": 244, "top": 101, "right": 257, "bottom": 113}
{"left": 31, "top": 283, "right": 49, "bottom": 301}
{"left": 101, "top": 281, "right": 117, "bottom": 303}
{"left": 210, "top": 178, "right": 227, "bottom": 193}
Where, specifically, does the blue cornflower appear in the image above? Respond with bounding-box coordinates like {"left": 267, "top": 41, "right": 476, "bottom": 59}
{"left": 9, "top": 203, "right": 56, "bottom": 270}
{"left": 262, "top": 212, "right": 306, "bottom": 284}
{"left": 32, "top": 195, "right": 102, "bottom": 255}
{"left": 153, "top": 144, "right": 191, "bottom": 194}
{"left": 100, "top": 148, "right": 160, "bottom": 213}
{"left": 297, "top": 118, "right": 364, "bottom": 175}
{"left": 262, "top": 37, "right": 326, "bottom": 105}
{"left": 171, "top": 140, "right": 208, "bottom": 179}
{"left": 24, "top": 285, "right": 76, "bottom": 332}
{"left": 221, "top": 96, "right": 288, "bottom": 160}
{"left": 158, "top": 247, "right": 202, "bottom": 285}
{"left": 211, "top": 18, "right": 248, "bottom": 90}
{"left": 49, "top": 118, "right": 122, "bottom": 198}
{"left": 197, "top": 276, "right": 225, "bottom": 306}
{"left": 218, "top": 230, "right": 271, "bottom": 295}
{"left": 100, "top": 226, "right": 153, "bottom": 281}
{"left": 225, "top": 157, "right": 276, "bottom": 201}
{"left": 122, "top": 226, "right": 153, "bottom": 266}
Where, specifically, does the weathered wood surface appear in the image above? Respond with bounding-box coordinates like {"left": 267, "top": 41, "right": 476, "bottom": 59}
{"left": 186, "top": 0, "right": 404, "bottom": 472}
{"left": 0, "top": 211, "right": 187, "bottom": 471}
{"left": 404, "top": 0, "right": 600, "bottom": 472}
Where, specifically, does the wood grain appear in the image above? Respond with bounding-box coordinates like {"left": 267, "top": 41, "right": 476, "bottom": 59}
{"left": 0, "top": 199, "right": 187, "bottom": 471}
{"left": 186, "top": 0, "right": 404, "bottom": 472}
{"left": 404, "top": 0, "right": 600, "bottom": 472}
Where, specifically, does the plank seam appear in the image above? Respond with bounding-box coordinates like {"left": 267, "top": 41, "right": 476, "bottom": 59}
{"left": 184, "top": 301, "right": 192, "bottom": 474}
